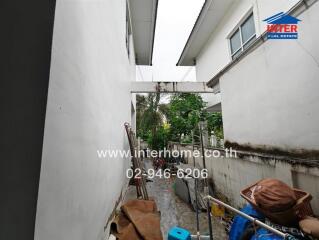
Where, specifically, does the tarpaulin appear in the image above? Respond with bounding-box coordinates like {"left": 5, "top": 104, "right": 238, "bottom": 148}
{"left": 111, "top": 199, "right": 163, "bottom": 240}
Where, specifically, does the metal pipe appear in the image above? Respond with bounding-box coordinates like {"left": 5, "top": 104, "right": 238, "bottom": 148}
{"left": 192, "top": 131, "right": 200, "bottom": 240}
{"left": 198, "top": 123, "right": 207, "bottom": 169}
{"left": 203, "top": 195, "right": 290, "bottom": 238}
{"left": 199, "top": 123, "right": 213, "bottom": 240}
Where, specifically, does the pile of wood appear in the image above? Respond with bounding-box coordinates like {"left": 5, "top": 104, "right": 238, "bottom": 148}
{"left": 124, "top": 123, "right": 148, "bottom": 200}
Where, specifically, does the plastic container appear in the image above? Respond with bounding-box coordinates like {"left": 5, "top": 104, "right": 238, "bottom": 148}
{"left": 211, "top": 202, "right": 225, "bottom": 217}
{"left": 168, "top": 227, "right": 191, "bottom": 240}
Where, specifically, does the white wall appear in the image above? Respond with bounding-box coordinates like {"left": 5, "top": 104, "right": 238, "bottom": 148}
{"left": 196, "top": 0, "right": 299, "bottom": 83}
{"left": 201, "top": 93, "right": 222, "bottom": 112}
{"left": 35, "top": 0, "right": 135, "bottom": 240}
{"left": 206, "top": 154, "right": 319, "bottom": 215}
{"left": 176, "top": 144, "right": 319, "bottom": 215}
{"left": 220, "top": 2, "right": 319, "bottom": 150}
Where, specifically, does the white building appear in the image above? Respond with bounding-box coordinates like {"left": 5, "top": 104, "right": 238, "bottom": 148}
{"left": 177, "top": 0, "right": 319, "bottom": 155}
{"left": 1, "top": 0, "right": 157, "bottom": 240}
{"left": 175, "top": 0, "right": 319, "bottom": 215}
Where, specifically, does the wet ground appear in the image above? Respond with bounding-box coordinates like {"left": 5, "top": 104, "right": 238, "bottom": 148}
{"left": 124, "top": 160, "right": 228, "bottom": 239}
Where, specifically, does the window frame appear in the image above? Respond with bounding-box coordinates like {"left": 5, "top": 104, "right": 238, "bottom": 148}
{"left": 229, "top": 12, "right": 256, "bottom": 59}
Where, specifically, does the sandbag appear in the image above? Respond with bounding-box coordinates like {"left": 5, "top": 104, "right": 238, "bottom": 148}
{"left": 299, "top": 216, "right": 319, "bottom": 238}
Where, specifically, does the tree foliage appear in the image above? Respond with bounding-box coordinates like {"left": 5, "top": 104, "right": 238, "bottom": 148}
{"left": 136, "top": 93, "right": 170, "bottom": 149}
{"left": 136, "top": 93, "right": 224, "bottom": 150}
{"left": 207, "top": 112, "right": 224, "bottom": 140}
{"left": 168, "top": 93, "right": 207, "bottom": 142}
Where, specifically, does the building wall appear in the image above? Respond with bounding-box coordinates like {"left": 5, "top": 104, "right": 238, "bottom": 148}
{"left": 201, "top": 93, "right": 222, "bottom": 112}
{"left": 220, "top": 2, "right": 319, "bottom": 151}
{"left": 207, "top": 154, "right": 319, "bottom": 215}
{"left": 34, "top": 0, "right": 135, "bottom": 240}
{"left": 196, "top": 0, "right": 299, "bottom": 83}
{"left": 174, "top": 144, "right": 319, "bottom": 215}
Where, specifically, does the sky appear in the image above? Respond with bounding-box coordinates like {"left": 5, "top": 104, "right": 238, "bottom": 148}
{"left": 136, "top": 0, "right": 205, "bottom": 82}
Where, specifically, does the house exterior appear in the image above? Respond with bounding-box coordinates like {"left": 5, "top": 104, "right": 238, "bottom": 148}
{"left": 177, "top": 0, "right": 319, "bottom": 155}
{"left": 1, "top": 0, "right": 157, "bottom": 240}
{"left": 176, "top": 0, "right": 319, "bottom": 214}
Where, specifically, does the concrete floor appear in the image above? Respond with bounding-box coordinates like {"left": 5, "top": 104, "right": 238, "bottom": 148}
{"left": 124, "top": 160, "right": 228, "bottom": 239}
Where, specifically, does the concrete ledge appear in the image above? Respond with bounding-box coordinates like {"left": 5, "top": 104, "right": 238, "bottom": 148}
{"left": 171, "top": 143, "right": 319, "bottom": 215}
{"left": 131, "top": 81, "right": 214, "bottom": 93}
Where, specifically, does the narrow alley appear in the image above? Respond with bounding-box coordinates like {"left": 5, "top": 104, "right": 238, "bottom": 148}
{"left": 124, "top": 160, "right": 228, "bottom": 239}
{"left": 2, "top": 0, "right": 319, "bottom": 240}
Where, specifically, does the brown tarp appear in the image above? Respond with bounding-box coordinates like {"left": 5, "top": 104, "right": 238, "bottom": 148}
{"left": 111, "top": 199, "right": 163, "bottom": 240}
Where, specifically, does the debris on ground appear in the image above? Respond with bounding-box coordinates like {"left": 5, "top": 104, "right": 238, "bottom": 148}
{"left": 228, "top": 178, "right": 319, "bottom": 240}
{"left": 111, "top": 199, "right": 163, "bottom": 240}
{"left": 123, "top": 160, "right": 228, "bottom": 239}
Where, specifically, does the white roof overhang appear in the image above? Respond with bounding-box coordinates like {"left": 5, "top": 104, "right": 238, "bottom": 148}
{"left": 176, "top": 0, "right": 235, "bottom": 66}
{"left": 129, "top": 0, "right": 158, "bottom": 65}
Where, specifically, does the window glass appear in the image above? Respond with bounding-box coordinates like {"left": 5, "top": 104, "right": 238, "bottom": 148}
{"left": 229, "top": 12, "right": 256, "bottom": 59}
{"left": 241, "top": 13, "right": 255, "bottom": 43}
{"left": 232, "top": 49, "right": 242, "bottom": 59}
{"left": 230, "top": 29, "right": 241, "bottom": 55}
{"left": 243, "top": 35, "right": 256, "bottom": 50}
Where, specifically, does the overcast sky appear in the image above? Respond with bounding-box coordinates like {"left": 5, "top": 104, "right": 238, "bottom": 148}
{"left": 136, "top": 0, "right": 205, "bottom": 82}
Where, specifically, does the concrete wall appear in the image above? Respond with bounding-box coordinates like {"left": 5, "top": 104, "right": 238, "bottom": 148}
{"left": 176, "top": 144, "right": 319, "bottom": 215}
{"left": 220, "top": 1, "right": 319, "bottom": 151}
{"left": 34, "top": 0, "right": 135, "bottom": 240}
{"left": 196, "top": 0, "right": 299, "bottom": 83}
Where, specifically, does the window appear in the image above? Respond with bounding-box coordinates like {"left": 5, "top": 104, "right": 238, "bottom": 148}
{"left": 229, "top": 13, "right": 256, "bottom": 59}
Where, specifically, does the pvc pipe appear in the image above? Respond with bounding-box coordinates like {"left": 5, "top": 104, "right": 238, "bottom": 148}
{"left": 203, "top": 195, "right": 289, "bottom": 238}
{"left": 191, "top": 235, "right": 210, "bottom": 240}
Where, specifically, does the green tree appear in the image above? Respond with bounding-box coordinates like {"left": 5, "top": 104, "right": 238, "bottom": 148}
{"left": 146, "top": 124, "right": 170, "bottom": 150}
{"left": 168, "top": 93, "right": 207, "bottom": 142}
{"left": 136, "top": 93, "right": 169, "bottom": 149}
{"left": 207, "top": 112, "right": 224, "bottom": 140}
{"left": 136, "top": 94, "right": 147, "bottom": 138}
{"left": 136, "top": 93, "right": 224, "bottom": 149}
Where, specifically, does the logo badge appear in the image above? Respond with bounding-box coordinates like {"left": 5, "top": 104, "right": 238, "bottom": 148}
{"left": 263, "top": 12, "right": 301, "bottom": 39}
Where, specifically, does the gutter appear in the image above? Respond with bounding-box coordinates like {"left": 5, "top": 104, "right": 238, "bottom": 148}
{"left": 207, "top": 32, "right": 266, "bottom": 88}
{"left": 207, "top": 0, "right": 317, "bottom": 88}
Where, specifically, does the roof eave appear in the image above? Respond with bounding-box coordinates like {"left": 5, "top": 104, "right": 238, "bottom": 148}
{"left": 176, "top": 0, "right": 209, "bottom": 66}
{"left": 147, "top": 0, "right": 158, "bottom": 66}
{"left": 130, "top": 0, "right": 158, "bottom": 66}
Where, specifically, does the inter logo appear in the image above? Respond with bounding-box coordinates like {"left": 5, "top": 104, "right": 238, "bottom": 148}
{"left": 263, "top": 12, "right": 301, "bottom": 39}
